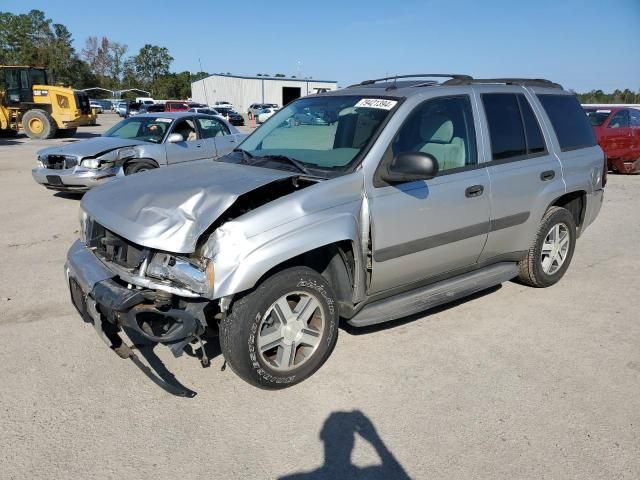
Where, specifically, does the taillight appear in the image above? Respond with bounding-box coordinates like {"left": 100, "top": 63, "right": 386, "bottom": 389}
{"left": 602, "top": 155, "right": 608, "bottom": 188}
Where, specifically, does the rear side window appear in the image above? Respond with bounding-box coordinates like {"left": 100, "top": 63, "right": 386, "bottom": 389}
{"left": 537, "top": 94, "right": 597, "bottom": 151}
{"left": 482, "top": 93, "right": 546, "bottom": 161}
{"left": 630, "top": 109, "right": 640, "bottom": 127}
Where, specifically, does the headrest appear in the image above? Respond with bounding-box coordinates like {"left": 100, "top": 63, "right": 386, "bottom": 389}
{"left": 419, "top": 114, "right": 453, "bottom": 143}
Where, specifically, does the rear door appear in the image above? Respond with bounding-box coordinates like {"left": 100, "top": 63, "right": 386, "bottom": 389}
{"left": 630, "top": 109, "right": 640, "bottom": 157}
{"left": 194, "top": 115, "right": 239, "bottom": 157}
{"left": 476, "top": 87, "right": 566, "bottom": 262}
{"left": 603, "top": 109, "right": 632, "bottom": 158}
{"left": 164, "top": 116, "right": 208, "bottom": 164}
{"left": 367, "top": 94, "right": 491, "bottom": 293}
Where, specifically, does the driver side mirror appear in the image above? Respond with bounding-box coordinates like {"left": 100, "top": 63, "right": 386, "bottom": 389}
{"left": 380, "top": 152, "right": 439, "bottom": 183}
{"left": 167, "top": 133, "right": 184, "bottom": 143}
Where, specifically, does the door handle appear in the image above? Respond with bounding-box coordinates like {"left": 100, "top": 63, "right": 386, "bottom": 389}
{"left": 465, "top": 185, "right": 484, "bottom": 198}
{"left": 540, "top": 170, "right": 555, "bottom": 181}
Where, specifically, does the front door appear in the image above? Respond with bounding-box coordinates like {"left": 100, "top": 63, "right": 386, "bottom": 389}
{"left": 368, "top": 95, "right": 490, "bottom": 293}
{"left": 165, "top": 117, "right": 208, "bottom": 164}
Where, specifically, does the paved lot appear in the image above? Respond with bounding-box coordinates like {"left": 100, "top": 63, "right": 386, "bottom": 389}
{"left": 1, "top": 114, "right": 639, "bottom": 479}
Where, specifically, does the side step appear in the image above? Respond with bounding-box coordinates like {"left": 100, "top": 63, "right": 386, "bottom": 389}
{"left": 348, "top": 262, "right": 518, "bottom": 327}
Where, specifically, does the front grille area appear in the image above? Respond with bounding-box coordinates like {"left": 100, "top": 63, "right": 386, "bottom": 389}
{"left": 87, "top": 221, "right": 146, "bottom": 270}
{"left": 44, "top": 155, "right": 78, "bottom": 169}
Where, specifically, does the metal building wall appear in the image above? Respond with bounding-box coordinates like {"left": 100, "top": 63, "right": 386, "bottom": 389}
{"left": 191, "top": 75, "right": 337, "bottom": 113}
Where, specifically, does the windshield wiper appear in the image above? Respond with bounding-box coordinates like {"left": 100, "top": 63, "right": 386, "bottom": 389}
{"left": 251, "top": 154, "right": 311, "bottom": 175}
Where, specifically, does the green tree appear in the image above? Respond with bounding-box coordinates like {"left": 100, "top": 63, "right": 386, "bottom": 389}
{"left": 133, "top": 44, "right": 173, "bottom": 86}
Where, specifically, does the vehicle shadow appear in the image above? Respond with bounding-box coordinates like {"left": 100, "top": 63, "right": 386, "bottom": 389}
{"left": 279, "top": 410, "right": 411, "bottom": 480}
{"left": 73, "top": 131, "right": 102, "bottom": 138}
{"left": 341, "top": 284, "right": 502, "bottom": 335}
{"left": 53, "top": 191, "right": 84, "bottom": 200}
{"left": 122, "top": 328, "right": 222, "bottom": 397}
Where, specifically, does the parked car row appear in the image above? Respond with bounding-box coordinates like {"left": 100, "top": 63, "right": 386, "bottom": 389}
{"left": 583, "top": 106, "right": 640, "bottom": 174}
{"left": 38, "top": 74, "right": 605, "bottom": 392}
{"left": 247, "top": 103, "right": 279, "bottom": 119}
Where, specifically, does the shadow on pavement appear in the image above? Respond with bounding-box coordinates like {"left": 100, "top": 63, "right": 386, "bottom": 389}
{"left": 280, "top": 410, "right": 411, "bottom": 480}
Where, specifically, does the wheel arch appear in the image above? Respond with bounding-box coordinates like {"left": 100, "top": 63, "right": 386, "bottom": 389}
{"left": 123, "top": 157, "right": 159, "bottom": 170}
{"left": 548, "top": 190, "right": 587, "bottom": 233}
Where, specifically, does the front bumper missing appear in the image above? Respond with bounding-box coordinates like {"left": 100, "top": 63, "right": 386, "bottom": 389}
{"left": 65, "top": 240, "right": 207, "bottom": 396}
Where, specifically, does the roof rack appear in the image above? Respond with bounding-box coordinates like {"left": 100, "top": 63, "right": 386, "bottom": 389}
{"left": 350, "top": 74, "right": 473, "bottom": 87}
{"left": 348, "top": 74, "right": 563, "bottom": 90}
{"left": 443, "top": 77, "right": 563, "bottom": 89}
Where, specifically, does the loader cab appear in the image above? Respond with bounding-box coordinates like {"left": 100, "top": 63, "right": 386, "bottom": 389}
{"left": 1, "top": 66, "right": 49, "bottom": 105}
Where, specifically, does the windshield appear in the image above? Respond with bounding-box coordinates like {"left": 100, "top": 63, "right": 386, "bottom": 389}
{"left": 236, "top": 95, "right": 397, "bottom": 175}
{"left": 585, "top": 110, "right": 611, "bottom": 126}
{"left": 103, "top": 116, "right": 173, "bottom": 143}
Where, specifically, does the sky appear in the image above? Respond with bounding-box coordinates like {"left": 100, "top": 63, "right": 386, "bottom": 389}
{"left": 4, "top": 0, "right": 640, "bottom": 92}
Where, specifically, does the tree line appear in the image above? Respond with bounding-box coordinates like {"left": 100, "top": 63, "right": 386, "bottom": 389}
{"left": 0, "top": 9, "right": 208, "bottom": 99}
{"left": 1, "top": 10, "right": 638, "bottom": 102}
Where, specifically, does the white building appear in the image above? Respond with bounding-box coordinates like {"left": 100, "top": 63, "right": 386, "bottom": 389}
{"left": 191, "top": 74, "right": 338, "bottom": 113}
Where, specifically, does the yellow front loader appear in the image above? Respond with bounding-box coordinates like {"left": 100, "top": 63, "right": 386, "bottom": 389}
{"left": 0, "top": 66, "right": 97, "bottom": 139}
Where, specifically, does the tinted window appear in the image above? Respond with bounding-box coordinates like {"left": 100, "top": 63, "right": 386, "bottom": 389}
{"left": 482, "top": 94, "right": 526, "bottom": 160}
{"left": 537, "top": 94, "right": 597, "bottom": 151}
{"left": 630, "top": 109, "right": 640, "bottom": 127}
{"left": 585, "top": 111, "right": 611, "bottom": 126}
{"left": 608, "top": 110, "right": 630, "bottom": 128}
{"left": 392, "top": 95, "right": 477, "bottom": 173}
{"left": 518, "top": 95, "right": 546, "bottom": 154}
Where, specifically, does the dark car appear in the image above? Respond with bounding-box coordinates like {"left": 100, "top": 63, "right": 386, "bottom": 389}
{"left": 214, "top": 107, "right": 245, "bottom": 126}
{"left": 584, "top": 106, "right": 640, "bottom": 174}
{"left": 138, "top": 103, "right": 165, "bottom": 114}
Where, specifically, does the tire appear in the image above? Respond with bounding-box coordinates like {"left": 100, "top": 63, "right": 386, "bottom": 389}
{"left": 22, "top": 109, "right": 57, "bottom": 139}
{"left": 124, "top": 161, "right": 156, "bottom": 175}
{"left": 518, "top": 206, "right": 577, "bottom": 288}
{"left": 56, "top": 128, "right": 77, "bottom": 138}
{"left": 220, "top": 266, "right": 339, "bottom": 389}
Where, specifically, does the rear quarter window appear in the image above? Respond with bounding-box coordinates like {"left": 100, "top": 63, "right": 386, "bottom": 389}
{"left": 537, "top": 94, "right": 597, "bottom": 151}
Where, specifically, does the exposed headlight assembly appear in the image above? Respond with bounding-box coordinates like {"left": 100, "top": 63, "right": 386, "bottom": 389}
{"left": 146, "top": 253, "right": 214, "bottom": 295}
{"left": 81, "top": 158, "right": 100, "bottom": 169}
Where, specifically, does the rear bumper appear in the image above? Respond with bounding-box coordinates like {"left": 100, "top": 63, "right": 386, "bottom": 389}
{"left": 32, "top": 165, "right": 123, "bottom": 191}
{"left": 609, "top": 157, "right": 640, "bottom": 174}
{"left": 64, "top": 240, "right": 205, "bottom": 350}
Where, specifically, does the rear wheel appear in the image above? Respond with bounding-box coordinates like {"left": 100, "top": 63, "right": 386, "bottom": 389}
{"left": 518, "top": 206, "right": 577, "bottom": 288}
{"left": 220, "top": 267, "right": 339, "bottom": 389}
{"left": 23, "top": 109, "right": 57, "bottom": 139}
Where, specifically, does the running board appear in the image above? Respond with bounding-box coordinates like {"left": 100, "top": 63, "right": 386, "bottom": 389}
{"left": 348, "top": 262, "right": 518, "bottom": 327}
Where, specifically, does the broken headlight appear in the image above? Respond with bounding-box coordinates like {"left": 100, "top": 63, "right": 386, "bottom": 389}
{"left": 146, "top": 252, "right": 214, "bottom": 295}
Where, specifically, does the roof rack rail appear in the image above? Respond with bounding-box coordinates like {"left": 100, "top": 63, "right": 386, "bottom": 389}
{"left": 443, "top": 77, "right": 563, "bottom": 89}
{"left": 350, "top": 74, "right": 473, "bottom": 87}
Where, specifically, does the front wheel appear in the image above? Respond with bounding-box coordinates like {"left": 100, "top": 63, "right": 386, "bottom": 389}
{"left": 220, "top": 267, "right": 339, "bottom": 389}
{"left": 518, "top": 206, "right": 577, "bottom": 288}
{"left": 124, "top": 161, "right": 156, "bottom": 175}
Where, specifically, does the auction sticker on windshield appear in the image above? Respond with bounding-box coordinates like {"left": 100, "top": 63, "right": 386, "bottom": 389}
{"left": 355, "top": 98, "right": 398, "bottom": 110}
{"left": 156, "top": 118, "right": 173, "bottom": 123}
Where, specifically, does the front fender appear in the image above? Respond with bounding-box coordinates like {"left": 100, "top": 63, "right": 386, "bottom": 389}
{"left": 212, "top": 210, "right": 362, "bottom": 299}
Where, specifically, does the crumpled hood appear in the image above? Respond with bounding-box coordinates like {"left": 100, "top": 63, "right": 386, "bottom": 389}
{"left": 81, "top": 162, "right": 297, "bottom": 253}
{"left": 38, "top": 137, "right": 147, "bottom": 159}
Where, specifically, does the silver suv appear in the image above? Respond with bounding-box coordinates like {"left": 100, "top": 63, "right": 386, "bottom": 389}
{"left": 65, "top": 74, "right": 605, "bottom": 390}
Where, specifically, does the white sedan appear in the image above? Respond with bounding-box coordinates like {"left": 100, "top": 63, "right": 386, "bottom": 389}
{"left": 257, "top": 107, "right": 276, "bottom": 124}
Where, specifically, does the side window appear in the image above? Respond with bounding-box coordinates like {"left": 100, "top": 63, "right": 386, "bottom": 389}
{"left": 608, "top": 110, "right": 630, "bottom": 129}
{"left": 630, "top": 109, "right": 640, "bottom": 128}
{"left": 517, "top": 95, "right": 546, "bottom": 154}
{"left": 482, "top": 93, "right": 526, "bottom": 160}
{"left": 537, "top": 94, "right": 597, "bottom": 151}
{"left": 172, "top": 119, "right": 199, "bottom": 141}
{"left": 196, "top": 117, "right": 230, "bottom": 138}
{"left": 391, "top": 95, "right": 477, "bottom": 173}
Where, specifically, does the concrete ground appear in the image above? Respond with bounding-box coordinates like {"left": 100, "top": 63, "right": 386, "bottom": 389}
{"left": 0, "top": 114, "right": 638, "bottom": 480}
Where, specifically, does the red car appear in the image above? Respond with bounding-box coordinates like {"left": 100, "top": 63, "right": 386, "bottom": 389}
{"left": 164, "top": 101, "right": 206, "bottom": 112}
{"left": 584, "top": 107, "right": 640, "bottom": 174}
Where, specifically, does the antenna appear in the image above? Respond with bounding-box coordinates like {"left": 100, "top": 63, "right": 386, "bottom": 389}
{"left": 198, "top": 58, "right": 210, "bottom": 105}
